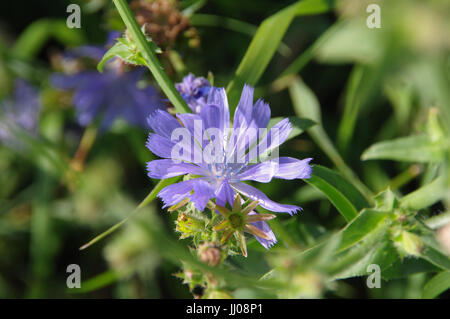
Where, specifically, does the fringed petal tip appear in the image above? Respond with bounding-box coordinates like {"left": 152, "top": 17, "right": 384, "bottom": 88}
{"left": 286, "top": 205, "right": 302, "bottom": 216}
{"left": 265, "top": 238, "right": 278, "bottom": 249}
{"left": 254, "top": 230, "right": 277, "bottom": 250}
{"left": 302, "top": 157, "right": 314, "bottom": 179}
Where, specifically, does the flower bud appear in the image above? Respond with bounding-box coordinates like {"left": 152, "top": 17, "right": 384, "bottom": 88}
{"left": 197, "top": 243, "right": 222, "bottom": 267}
{"left": 394, "top": 230, "right": 423, "bottom": 257}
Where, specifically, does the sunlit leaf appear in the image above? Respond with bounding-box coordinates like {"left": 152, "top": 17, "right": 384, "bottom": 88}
{"left": 362, "top": 135, "right": 445, "bottom": 163}
{"left": 400, "top": 176, "right": 446, "bottom": 211}
{"left": 338, "top": 208, "right": 388, "bottom": 251}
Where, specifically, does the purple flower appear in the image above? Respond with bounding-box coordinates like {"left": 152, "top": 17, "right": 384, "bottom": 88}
{"left": 146, "top": 85, "right": 312, "bottom": 249}
{"left": 52, "top": 69, "right": 163, "bottom": 129}
{"left": 0, "top": 80, "right": 40, "bottom": 144}
{"left": 175, "top": 73, "right": 211, "bottom": 113}
{"left": 51, "top": 32, "right": 163, "bottom": 130}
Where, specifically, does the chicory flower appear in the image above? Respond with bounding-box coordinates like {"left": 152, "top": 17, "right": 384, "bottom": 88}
{"left": 51, "top": 33, "right": 163, "bottom": 130}
{"left": 146, "top": 84, "right": 312, "bottom": 248}
{"left": 175, "top": 73, "right": 211, "bottom": 113}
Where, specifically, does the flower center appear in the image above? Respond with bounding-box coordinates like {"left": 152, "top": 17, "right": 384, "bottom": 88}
{"left": 228, "top": 213, "right": 244, "bottom": 229}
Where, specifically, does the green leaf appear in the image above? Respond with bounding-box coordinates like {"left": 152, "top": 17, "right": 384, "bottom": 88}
{"left": 336, "top": 65, "right": 365, "bottom": 153}
{"left": 298, "top": 232, "right": 343, "bottom": 269}
{"left": 67, "top": 270, "right": 118, "bottom": 294}
{"left": 328, "top": 227, "right": 397, "bottom": 279}
{"left": 12, "top": 19, "right": 85, "bottom": 59}
{"left": 98, "top": 41, "right": 139, "bottom": 72}
{"left": 267, "top": 116, "right": 316, "bottom": 141}
{"left": 362, "top": 135, "right": 445, "bottom": 163}
{"left": 425, "top": 211, "right": 450, "bottom": 230}
{"left": 414, "top": 220, "right": 450, "bottom": 271}
{"left": 400, "top": 176, "right": 446, "bottom": 211}
{"left": 338, "top": 209, "right": 389, "bottom": 252}
{"left": 226, "top": 0, "right": 334, "bottom": 111}
{"left": 422, "top": 271, "right": 450, "bottom": 299}
{"left": 420, "top": 244, "right": 450, "bottom": 271}
{"left": 305, "top": 165, "right": 369, "bottom": 222}
{"left": 97, "top": 35, "right": 162, "bottom": 72}
{"left": 382, "top": 257, "right": 440, "bottom": 280}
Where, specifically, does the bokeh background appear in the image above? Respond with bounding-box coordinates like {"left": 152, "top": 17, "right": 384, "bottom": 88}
{"left": 0, "top": 0, "right": 449, "bottom": 298}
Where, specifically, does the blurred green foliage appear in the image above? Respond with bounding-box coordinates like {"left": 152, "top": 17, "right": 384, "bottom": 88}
{"left": 0, "top": 0, "right": 449, "bottom": 298}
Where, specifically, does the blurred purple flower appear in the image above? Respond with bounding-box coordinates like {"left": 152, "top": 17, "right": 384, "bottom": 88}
{"left": 175, "top": 73, "right": 211, "bottom": 113}
{"left": 0, "top": 80, "right": 40, "bottom": 144}
{"left": 146, "top": 85, "right": 312, "bottom": 248}
{"left": 52, "top": 69, "right": 163, "bottom": 129}
{"left": 51, "top": 32, "right": 163, "bottom": 130}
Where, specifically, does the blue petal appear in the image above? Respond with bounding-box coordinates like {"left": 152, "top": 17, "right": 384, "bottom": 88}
{"left": 157, "top": 179, "right": 214, "bottom": 211}
{"left": 147, "top": 159, "right": 207, "bottom": 179}
{"left": 146, "top": 129, "right": 197, "bottom": 162}
{"left": 215, "top": 179, "right": 236, "bottom": 208}
{"left": 274, "top": 157, "right": 313, "bottom": 180}
{"left": 200, "top": 104, "right": 224, "bottom": 132}
{"left": 147, "top": 110, "right": 182, "bottom": 139}
{"left": 235, "top": 157, "right": 313, "bottom": 182}
{"left": 248, "top": 212, "right": 277, "bottom": 249}
{"left": 249, "top": 118, "right": 292, "bottom": 162}
{"left": 206, "top": 87, "right": 230, "bottom": 130}
{"left": 233, "top": 84, "right": 254, "bottom": 129}
{"left": 176, "top": 113, "right": 202, "bottom": 137}
{"left": 191, "top": 179, "right": 215, "bottom": 211}
{"left": 251, "top": 99, "right": 271, "bottom": 129}
{"left": 233, "top": 160, "right": 279, "bottom": 183}
{"left": 146, "top": 133, "right": 176, "bottom": 159}
{"left": 158, "top": 180, "right": 196, "bottom": 208}
{"left": 232, "top": 182, "right": 301, "bottom": 215}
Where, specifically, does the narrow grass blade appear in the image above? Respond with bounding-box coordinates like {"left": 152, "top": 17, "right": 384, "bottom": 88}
{"left": 422, "top": 271, "right": 450, "bottom": 299}
{"left": 362, "top": 135, "right": 445, "bottom": 163}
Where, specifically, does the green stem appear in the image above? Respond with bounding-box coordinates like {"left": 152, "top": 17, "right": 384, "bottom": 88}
{"left": 71, "top": 125, "right": 98, "bottom": 172}
{"left": 387, "top": 164, "right": 421, "bottom": 191}
{"left": 112, "top": 0, "right": 191, "bottom": 114}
